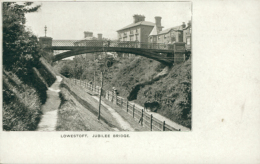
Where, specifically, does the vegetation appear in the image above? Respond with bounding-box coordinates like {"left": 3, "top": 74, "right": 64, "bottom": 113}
{"left": 55, "top": 54, "right": 192, "bottom": 128}
{"left": 3, "top": 2, "right": 56, "bottom": 131}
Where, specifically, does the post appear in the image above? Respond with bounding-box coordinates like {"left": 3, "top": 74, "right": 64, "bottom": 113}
{"left": 141, "top": 109, "right": 144, "bottom": 126}
{"left": 126, "top": 100, "right": 128, "bottom": 112}
{"left": 133, "top": 104, "right": 135, "bottom": 118}
{"left": 115, "top": 93, "right": 117, "bottom": 105}
{"left": 150, "top": 114, "right": 153, "bottom": 131}
{"left": 162, "top": 121, "right": 165, "bottom": 131}
{"left": 98, "top": 71, "right": 103, "bottom": 120}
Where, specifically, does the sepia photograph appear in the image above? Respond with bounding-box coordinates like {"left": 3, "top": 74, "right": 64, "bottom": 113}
{"left": 3, "top": 1, "right": 192, "bottom": 132}
{"left": 2, "top": 0, "right": 259, "bottom": 163}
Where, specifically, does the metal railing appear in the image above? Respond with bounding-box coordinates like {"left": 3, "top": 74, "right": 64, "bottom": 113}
{"left": 66, "top": 78, "right": 181, "bottom": 131}
{"left": 50, "top": 40, "right": 175, "bottom": 51}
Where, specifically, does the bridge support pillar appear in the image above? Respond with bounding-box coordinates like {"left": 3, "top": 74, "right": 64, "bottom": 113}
{"left": 173, "top": 42, "right": 186, "bottom": 64}
{"left": 39, "top": 37, "right": 53, "bottom": 48}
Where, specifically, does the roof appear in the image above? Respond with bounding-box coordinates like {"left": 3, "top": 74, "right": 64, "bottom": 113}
{"left": 149, "top": 26, "right": 159, "bottom": 36}
{"left": 117, "top": 21, "right": 155, "bottom": 32}
{"left": 149, "top": 25, "right": 183, "bottom": 36}
{"left": 158, "top": 25, "right": 183, "bottom": 35}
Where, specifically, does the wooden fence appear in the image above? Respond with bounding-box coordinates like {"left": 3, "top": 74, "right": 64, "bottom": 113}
{"left": 66, "top": 78, "right": 180, "bottom": 131}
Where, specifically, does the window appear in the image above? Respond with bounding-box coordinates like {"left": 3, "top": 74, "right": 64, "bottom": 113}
{"left": 130, "top": 36, "right": 134, "bottom": 41}
{"left": 187, "top": 37, "right": 190, "bottom": 45}
{"left": 130, "top": 30, "right": 133, "bottom": 34}
{"left": 158, "top": 36, "right": 160, "bottom": 40}
{"left": 164, "top": 35, "right": 167, "bottom": 39}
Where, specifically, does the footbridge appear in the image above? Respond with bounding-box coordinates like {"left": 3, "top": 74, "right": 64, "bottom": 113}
{"left": 40, "top": 38, "right": 186, "bottom": 65}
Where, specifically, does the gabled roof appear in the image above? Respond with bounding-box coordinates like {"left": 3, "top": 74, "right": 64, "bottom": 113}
{"left": 149, "top": 26, "right": 159, "bottom": 36}
{"left": 149, "top": 25, "right": 183, "bottom": 36}
{"left": 158, "top": 25, "right": 183, "bottom": 35}
{"left": 117, "top": 21, "right": 155, "bottom": 32}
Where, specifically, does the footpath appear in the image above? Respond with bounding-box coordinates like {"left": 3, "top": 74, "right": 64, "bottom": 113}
{"left": 71, "top": 78, "right": 190, "bottom": 131}
{"left": 37, "top": 76, "right": 62, "bottom": 131}
{"left": 133, "top": 103, "right": 190, "bottom": 131}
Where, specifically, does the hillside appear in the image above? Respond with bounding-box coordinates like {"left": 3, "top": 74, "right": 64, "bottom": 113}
{"left": 55, "top": 54, "right": 192, "bottom": 128}
{"left": 2, "top": 2, "right": 57, "bottom": 131}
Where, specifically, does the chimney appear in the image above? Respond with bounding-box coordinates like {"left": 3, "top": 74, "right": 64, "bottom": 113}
{"left": 139, "top": 15, "right": 145, "bottom": 21}
{"left": 155, "top": 16, "right": 163, "bottom": 32}
{"left": 133, "top": 14, "right": 145, "bottom": 23}
{"left": 182, "top": 22, "right": 186, "bottom": 28}
{"left": 98, "top": 33, "right": 102, "bottom": 40}
{"left": 133, "top": 15, "right": 139, "bottom": 23}
{"left": 155, "top": 16, "right": 162, "bottom": 27}
{"left": 84, "top": 31, "right": 93, "bottom": 38}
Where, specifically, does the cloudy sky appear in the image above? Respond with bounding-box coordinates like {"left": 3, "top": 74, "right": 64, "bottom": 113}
{"left": 25, "top": 2, "right": 191, "bottom": 40}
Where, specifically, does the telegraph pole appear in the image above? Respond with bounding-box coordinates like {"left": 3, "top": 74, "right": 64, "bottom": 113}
{"left": 98, "top": 71, "right": 103, "bottom": 120}
{"left": 93, "top": 53, "right": 96, "bottom": 88}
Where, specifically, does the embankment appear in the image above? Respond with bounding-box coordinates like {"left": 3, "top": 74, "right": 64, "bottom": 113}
{"left": 3, "top": 58, "right": 57, "bottom": 131}
{"left": 55, "top": 55, "right": 191, "bottom": 128}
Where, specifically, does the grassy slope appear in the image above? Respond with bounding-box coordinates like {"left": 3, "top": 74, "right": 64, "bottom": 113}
{"left": 3, "top": 58, "right": 57, "bottom": 131}
{"left": 105, "top": 57, "right": 191, "bottom": 128}
{"left": 3, "top": 71, "right": 43, "bottom": 131}
{"left": 56, "top": 55, "right": 191, "bottom": 128}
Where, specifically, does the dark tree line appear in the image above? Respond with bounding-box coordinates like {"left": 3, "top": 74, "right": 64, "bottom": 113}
{"left": 3, "top": 2, "right": 41, "bottom": 82}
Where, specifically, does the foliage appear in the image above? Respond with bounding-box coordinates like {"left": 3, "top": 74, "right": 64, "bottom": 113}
{"left": 3, "top": 2, "right": 41, "bottom": 82}
{"left": 55, "top": 54, "right": 192, "bottom": 128}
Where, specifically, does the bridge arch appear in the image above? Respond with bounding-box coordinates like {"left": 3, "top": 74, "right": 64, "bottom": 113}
{"left": 52, "top": 47, "right": 174, "bottom": 65}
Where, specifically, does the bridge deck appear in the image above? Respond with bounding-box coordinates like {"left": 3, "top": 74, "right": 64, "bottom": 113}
{"left": 43, "top": 40, "right": 186, "bottom": 64}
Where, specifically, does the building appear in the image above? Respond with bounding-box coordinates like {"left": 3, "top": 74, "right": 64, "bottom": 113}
{"left": 74, "top": 31, "right": 103, "bottom": 47}
{"left": 117, "top": 14, "right": 155, "bottom": 43}
{"left": 148, "top": 21, "right": 192, "bottom": 51}
{"left": 182, "top": 21, "right": 192, "bottom": 51}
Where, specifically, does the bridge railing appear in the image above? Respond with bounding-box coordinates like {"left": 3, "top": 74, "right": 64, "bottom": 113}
{"left": 50, "top": 40, "right": 174, "bottom": 51}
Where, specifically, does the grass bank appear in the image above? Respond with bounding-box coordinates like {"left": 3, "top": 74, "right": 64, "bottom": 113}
{"left": 55, "top": 55, "right": 192, "bottom": 128}
{"left": 3, "top": 58, "right": 57, "bottom": 131}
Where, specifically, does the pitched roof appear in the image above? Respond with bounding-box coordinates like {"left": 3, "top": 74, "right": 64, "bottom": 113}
{"left": 149, "top": 25, "right": 183, "bottom": 36}
{"left": 158, "top": 25, "right": 182, "bottom": 35}
{"left": 117, "top": 21, "right": 155, "bottom": 32}
{"left": 149, "top": 26, "right": 158, "bottom": 36}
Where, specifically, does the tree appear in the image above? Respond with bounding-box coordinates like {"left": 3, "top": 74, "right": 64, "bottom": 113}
{"left": 3, "top": 2, "right": 41, "bottom": 79}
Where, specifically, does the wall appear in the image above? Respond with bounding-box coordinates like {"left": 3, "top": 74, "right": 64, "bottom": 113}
{"left": 118, "top": 25, "right": 153, "bottom": 43}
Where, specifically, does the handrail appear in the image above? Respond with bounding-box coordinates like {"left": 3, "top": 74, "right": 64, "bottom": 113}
{"left": 49, "top": 40, "right": 175, "bottom": 51}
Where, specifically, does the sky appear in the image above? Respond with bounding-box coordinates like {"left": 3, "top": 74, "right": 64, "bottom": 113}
{"left": 25, "top": 2, "right": 191, "bottom": 40}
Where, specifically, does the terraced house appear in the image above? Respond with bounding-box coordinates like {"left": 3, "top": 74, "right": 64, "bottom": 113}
{"left": 148, "top": 21, "right": 192, "bottom": 51}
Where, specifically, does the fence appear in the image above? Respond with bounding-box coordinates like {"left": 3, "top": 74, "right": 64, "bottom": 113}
{"left": 50, "top": 40, "right": 175, "bottom": 51}
{"left": 65, "top": 77, "right": 180, "bottom": 131}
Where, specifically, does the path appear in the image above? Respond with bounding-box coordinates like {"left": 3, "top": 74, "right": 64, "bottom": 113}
{"left": 37, "top": 76, "right": 62, "bottom": 131}
{"left": 92, "top": 96, "right": 135, "bottom": 131}
{"left": 131, "top": 102, "right": 190, "bottom": 131}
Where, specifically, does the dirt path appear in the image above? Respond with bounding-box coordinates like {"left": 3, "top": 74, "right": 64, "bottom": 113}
{"left": 132, "top": 103, "right": 190, "bottom": 131}
{"left": 37, "top": 76, "right": 62, "bottom": 131}
{"left": 92, "top": 96, "right": 135, "bottom": 131}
